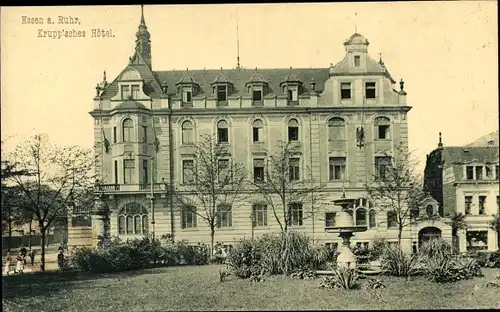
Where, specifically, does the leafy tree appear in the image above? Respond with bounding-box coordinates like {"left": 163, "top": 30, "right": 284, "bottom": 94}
{"left": 365, "top": 144, "right": 429, "bottom": 245}
{"left": 5, "top": 134, "right": 96, "bottom": 271}
{"left": 251, "top": 141, "right": 326, "bottom": 232}
{"left": 171, "top": 134, "right": 247, "bottom": 256}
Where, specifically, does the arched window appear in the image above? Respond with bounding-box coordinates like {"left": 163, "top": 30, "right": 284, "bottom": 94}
{"left": 288, "top": 118, "right": 299, "bottom": 142}
{"left": 217, "top": 120, "right": 229, "bottom": 143}
{"left": 182, "top": 120, "right": 194, "bottom": 144}
{"left": 369, "top": 209, "right": 376, "bottom": 228}
{"left": 426, "top": 205, "right": 434, "bottom": 217}
{"left": 328, "top": 117, "right": 345, "bottom": 141}
{"left": 122, "top": 118, "right": 134, "bottom": 142}
{"left": 117, "top": 203, "right": 149, "bottom": 235}
{"left": 355, "top": 208, "right": 367, "bottom": 226}
{"left": 252, "top": 119, "right": 264, "bottom": 143}
{"left": 374, "top": 116, "right": 391, "bottom": 140}
{"left": 181, "top": 205, "right": 197, "bottom": 229}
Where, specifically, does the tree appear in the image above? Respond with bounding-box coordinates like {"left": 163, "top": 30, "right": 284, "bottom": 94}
{"left": 5, "top": 134, "right": 96, "bottom": 271}
{"left": 365, "top": 144, "right": 429, "bottom": 245}
{"left": 490, "top": 214, "right": 500, "bottom": 251}
{"left": 251, "top": 141, "right": 326, "bottom": 233}
{"left": 171, "top": 134, "right": 247, "bottom": 256}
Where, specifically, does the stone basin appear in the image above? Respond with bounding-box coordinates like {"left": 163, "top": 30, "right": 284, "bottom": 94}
{"left": 325, "top": 226, "right": 368, "bottom": 233}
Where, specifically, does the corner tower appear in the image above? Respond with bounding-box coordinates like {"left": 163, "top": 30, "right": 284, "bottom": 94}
{"left": 132, "top": 5, "right": 152, "bottom": 69}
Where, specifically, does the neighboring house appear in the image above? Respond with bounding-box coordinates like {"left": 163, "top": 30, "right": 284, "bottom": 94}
{"left": 424, "top": 132, "right": 500, "bottom": 252}
{"left": 88, "top": 6, "right": 427, "bottom": 252}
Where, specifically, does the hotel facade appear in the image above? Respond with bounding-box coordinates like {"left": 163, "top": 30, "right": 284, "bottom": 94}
{"left": 83, "top": 8, "right": 453, "bottom": 252}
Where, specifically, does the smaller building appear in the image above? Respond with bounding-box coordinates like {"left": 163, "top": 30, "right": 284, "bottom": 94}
{"left": 424, "top": 132, "right": 500, "bottom": 252}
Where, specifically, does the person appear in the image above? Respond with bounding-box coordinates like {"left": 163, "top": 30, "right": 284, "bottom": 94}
{"left": 412, "top": 241, "right": 418, "bottom": 255}
{"left": 15, "top": 252, "right": 25, "bottom": 274}
{"left": 57, "top": 250, "right": 65, "bottom": 271}
{"left": 28, "top": 249, "right": 36, "bottom": 266}
{"left": 20, "top": 245, "right": 28, "bottom": 265}
{"left": 58, "top": 244, "right": 64, "bottom": 252}
{"left": 4, "top": 252, "right": 13, "bottom": 276}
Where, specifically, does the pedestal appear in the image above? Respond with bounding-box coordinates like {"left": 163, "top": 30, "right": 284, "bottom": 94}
{"left": 91, "top": 214, "right": 107, "bottom": 248}
{"left": 337, "top": 231, "right": 357, "bottom": 269}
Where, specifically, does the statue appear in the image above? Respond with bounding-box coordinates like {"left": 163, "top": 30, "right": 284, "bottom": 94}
{"left": 356, "top": 126, "right": 365, "bottom": 148}
{"left": 154, "top": 137, "right": 160, "bottom": 152}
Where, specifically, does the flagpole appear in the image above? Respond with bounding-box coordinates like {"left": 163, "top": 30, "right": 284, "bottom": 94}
{"left": 150, "top": 97, "right": 156, "bottom": 240}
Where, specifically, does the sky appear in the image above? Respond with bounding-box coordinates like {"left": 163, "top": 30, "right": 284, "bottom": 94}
{"left": 1, "top": 3, "right": 498, "bottom": 173}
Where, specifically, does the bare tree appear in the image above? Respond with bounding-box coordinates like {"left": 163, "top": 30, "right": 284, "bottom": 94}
{"left": 171, "top": 134, "right": 247, "bottom": 256}
{"left": 365, "top": 144, "right": 430, "bottom": 245}
{"left": 251, "top": 141, "right": 326, "bottom": 233}
{"left": 5, "top": 134, "right": 96, "bottom": 271}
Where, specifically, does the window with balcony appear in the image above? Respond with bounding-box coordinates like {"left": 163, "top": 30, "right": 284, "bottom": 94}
{"left": 217, "top": 120, "right": 229, "bottom": 143}
{"left": 374, "top": 117, "right": 391, "bottom": 140}
{"left": 464, "top": 196, "right": 472, "bottom": 215}
{"left": 466, "top": 166, "right": 474, "bottom": 180}
{"left": 340, "top": 83, "right": 351, "bottom": 99}
{"left": 325, "top": 212, "right": 336, "bottom": 227}
{"left": 478, "top": 196, "right": 486, "bottom": 215}
{"left": 329, "top": 157, "right": 346, "bottom": 181}
{"left": 288, "top": 118, "right": 299, "bottom": 142}
{"left": 252, "top": 204, "right": 268, "bottom": 227}
{"left": 253, "top": 159, "right": 265, "bottom": 183}
{"left": 328, "top": 117, "right": 345, "bottom": 141}
{"left": 181, "top": 205, "right": 197, "bottom": 229}
{"left": 365, "top": 82, "right": 376, "bottom": 99}
{"left": 182, "top": 120, "right": 194, "bottom": 144}
{"left": 475, "top": 166, "right": 483, "bottom": 180}
{"left": 122, "top": 118, "right": 134, "bottom": 142}
{"left": 182, "top": 159, "right": 195, "bottom": 184}
{"left": 123, "top": 159, "right": 135, "bottom": 184}
{"left": 217, "top": 204, "right": 232, "bottom": 228}
{"left": 252, "top": 119, "right": 264, "bottom": 143}
{"left": 121, "top": 85, "right": 130, "bottom": 100}
{"left": 131, "top": 85, "right": 140, "bottom": 99}
{"left": 289, "top": 203, "right": 303, "bottom": 226}
{"left": 375, "top": 156, "right": 391, "bottom": 180}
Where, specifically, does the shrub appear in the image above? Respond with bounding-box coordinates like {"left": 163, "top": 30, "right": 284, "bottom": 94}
{"left": 278, "top": 231, "right": 315, "bottom": 275}
{"left": 226, "top": 238, "right": 261, "bottom": 278}
{"left": 485, "top": 251, "right": 500, "bottom": 268}
{"left": 362, "top": 278, "right": 386, "bottom": 290}
{"left": 312, "top": 245, "right": 331, "bottom": 270}
{"left": 290, "top": 269, "right": 316, "bottom": 280}
{"left": 426, "top": 257, "right": 483, "bottom": 283}
{"left": 418, "top": 238, "right": 455, "bottom": 261}
{"left": 319, "top": 267, "right": 359, "bottom": 289}
{"left": 382, "top": 244, "right": 422, "bottom": 279}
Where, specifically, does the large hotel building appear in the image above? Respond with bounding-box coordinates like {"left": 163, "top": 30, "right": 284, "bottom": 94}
{"left": 78, "top": 7, "right": 474, "bottom": 252}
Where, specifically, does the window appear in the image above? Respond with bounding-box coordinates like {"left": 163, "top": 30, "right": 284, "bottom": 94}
{"left": 496, "top": 166, "right": 500, "bottom": 180}
{"left": 369, "top": 210, "right": 376, "bottom": 228}
{"left": 329, "top": 157, "right": 346, "bottom": 181}
{"left": 217, "top": 85, "right": 227, "bottom": 103}
{"left": 131, "top": 85, "right": 140, "bottom": 99}
{"left": 466, "top": 166, "right": 474, "bottom": 180}
{"left": 426, "top": 205, "right": 434, "bottom": 217}
{"left": 217, "top": 205, "right": 232, "bottom": 228}
{"left": 182, "top": 120, "right": 194, "bottom": 144}
{"left": 478, "top": 196, "right": 486, "bottom": 215}
{"left": 374, "top": 117, "right": 391, "bottom": 140}
{"left": 466, "top": 230, "right": 488, "bottom": 251}
{"left": 114, "top": 160, "right": 118, "bottom": 184}
{"left": 464, "top": 196, "right": 472, "bottom": 215}
{"left": 142, "top": 126, "right": 147, "bottom": 143}
{"left": 328, "top": 117, "right": 345, "bottom": 141}
{"left": 142, "top": 159, "right": 148, "bottom": 184}
{"left": 252, "top": 87, "right": 263, "bottom": 104}
{"left": 253, "top": 159, "right": 265, "bottom": 183}
{"left": 288, "top": 118, "right": 299, "bottom": 141}
{"left": 123, "top": 159, "right": 134, "bottom": 184}
{"left": 121, "top": 85, "right": 130, "bottom": 99}
{"left": 181, "top": 205, "right": 197, "bottom": 229}
{"left": 182, "top": 160, "right": 195, "bottom": 184}
{"left": 113, "top": 127, "right": 117, "bottom": 143}
{"left": 218, "top": 159, "right": 230, "bottom": 183}
{"left": 387, "top": 211, "right": 397, "bottom": 228}
{"left": 122, "top": 118, "right": 134, "bottom": 142}
{"left": 252, "top": 119, "right": 264, "bottom": 142}
{"left": 365, "top": 82, "right": 376, "bottom": 99}
{"left": 375, "top": 156, "right": 391, "bottom": 180}
{"left": 486, "top": 166, "right": 493, "bottom": 179}
{"left": 325, "top": 212, "right": 336, "bottom": 227}
{"left": 475, "top": 166, "right": 483, "bottom": 180}
{"left": 355, "top": 208, "right": 367, "bottom": 226}
{"left": 289, "top": 158, "right": 300, "bottom": 181}
{"left": 117, "top": 203, "right": 148, "bottom": 235}
{"left": 289, "top": 203, "right": 303, "bottom": 226}
{"left": 217, "top": 120, "right": 229, "bottom": 143}
{"left": 286, "top": 86, "right": 298, "bottom": 104}
{"left": 354, "top": 55, "right": 360, "bottom": 67}
{"left": 252, "top": 204, "right": 268, "bottom": 227}
{"left": 182, "top": 87, "right": 192, "bottom": 104}
{"left": 340, "top": 83, "right": 351, "bottom": 99}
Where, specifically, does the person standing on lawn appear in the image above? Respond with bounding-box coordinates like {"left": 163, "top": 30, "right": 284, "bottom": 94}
{"left": 4, "top": 252, "right": 13, "bottom": 275}
{"left": 28, "top": 249, "right": 36, "bottom": 266}
{"left": 15, "top": 251, "right": 25, "bottom": 274}
{"left": 20, "top": 245, "right": 28, "bottom": 265}
{"left": 57, "top": 249, "right": 65, "bottom": 270}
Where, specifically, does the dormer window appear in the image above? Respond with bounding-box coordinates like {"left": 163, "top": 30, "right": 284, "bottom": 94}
{"left": 252, "top": 86, "right": 263, "bottom": 104}
{"left": 121, "top": 85, "right": 131, "bottom": 100}
{"left": 182, "top": 87, "right": 193, "bottom": 106}
{"left": 354, "top": 55, "right": 360, "bottom": 67}
{"left": 246, "top": 71, "right": 268, "bottom": 106}
{"left": 131, "top": 85, "right": 140, "bottom": 99}
{"left": 217, "top": 85, "right": 228, "bottom": 105}
{"left": 280, "top": 71, "right": 302, "bottom": 106}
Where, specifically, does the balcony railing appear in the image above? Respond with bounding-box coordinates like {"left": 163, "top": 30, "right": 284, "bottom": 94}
{"left": 95, "top": 183, "right": 167, "bottom": 193}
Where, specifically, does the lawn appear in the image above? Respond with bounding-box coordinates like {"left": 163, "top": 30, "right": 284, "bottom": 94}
{"left": 2, "top": 265, "right": 500, "bottom": 311}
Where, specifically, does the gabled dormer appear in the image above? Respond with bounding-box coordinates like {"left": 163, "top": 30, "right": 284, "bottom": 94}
{"left": 280, "top": 69, "right": 303, "bottom": 106}
{"left": 211, "top": 70, "right": 233, "bottom": 107}
{"left": 176, "top": 70, "right": 199, "bottom": 107}
{"left": 245, "top": 69, "right": 268, "bottom": 106}
{"left": 110, "top": 67, "right": 149, "bottom": 102}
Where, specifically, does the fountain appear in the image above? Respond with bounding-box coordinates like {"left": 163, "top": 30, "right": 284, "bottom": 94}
{"left": 326, "top": 189, "right": 367, "bottom": 269}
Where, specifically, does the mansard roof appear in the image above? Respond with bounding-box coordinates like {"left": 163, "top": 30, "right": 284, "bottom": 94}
{"left": 439, "top": 146, "right": 499, "bottom": 165}
{"left": 281, "top": 71, "right": 302, "bottom": 84}
{"left": 176, "top": 70, "right": 197, "bottom": 85}
{"left": 246, "top": 71, "right": 267, "bottom": 84}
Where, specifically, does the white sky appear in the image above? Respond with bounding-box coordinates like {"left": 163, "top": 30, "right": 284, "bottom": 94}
{"left": 1, "top": 3, "right": 498, "bottom": 172}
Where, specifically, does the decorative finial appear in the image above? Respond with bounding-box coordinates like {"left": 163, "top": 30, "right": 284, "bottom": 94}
{"left": 379, "top": 53, "right": 384, "bottom": 65}
{"left": 438, "top": 132, "right": 443, "bottom": 148}
{"left": 354, "top": 12, "right": 358, "bottom": 33}
{"left": 400, "top": 79, "right": 405, "bottom": 91}
{"left": 95, "top": 84, "right": 101, "bottom": 96}
{"left": 103, "top": 70, "right": 107, "bottom": 83}
{"left": 140, "top": 4, "right": 145, "bottom": 25}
